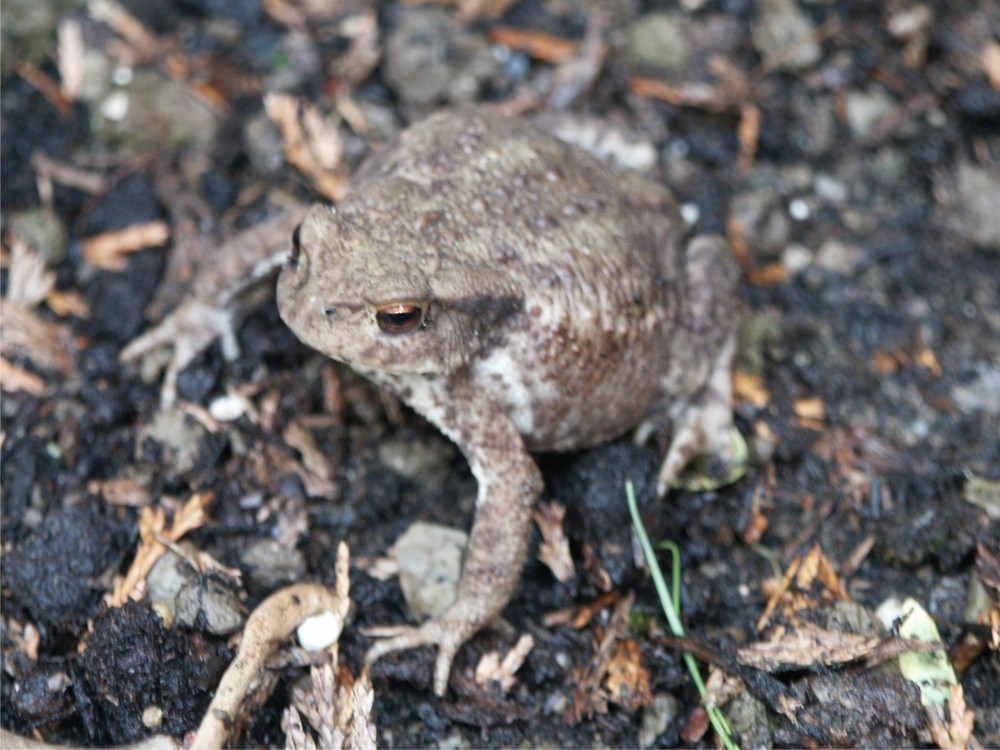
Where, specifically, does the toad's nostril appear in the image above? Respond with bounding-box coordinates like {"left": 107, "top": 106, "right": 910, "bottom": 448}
{"left": 288, "top": 223, "right": 303, "bottom": 269}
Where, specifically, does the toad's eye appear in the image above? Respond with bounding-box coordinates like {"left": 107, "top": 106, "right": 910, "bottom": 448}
{"left": 375, "top": 303, "right": 425, "bottom": 334}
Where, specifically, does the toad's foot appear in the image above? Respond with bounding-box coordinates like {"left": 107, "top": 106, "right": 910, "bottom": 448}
{"left": 119, "top": 208, "right": 305, "bottom": 406}
{"left": 120, "top": 299, "right": 238, "bottom": 407}
{"left": 656, "top": 334, "right": 737, "bottom": 497}
{"left": 365, "top": 604, "right": 485, "bottom": 696}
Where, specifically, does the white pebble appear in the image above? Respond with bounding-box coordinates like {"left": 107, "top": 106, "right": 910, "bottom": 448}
{"left": 209, "top": 393, "right": 248, "bottom": 422}
{"left": 100, "top": 91, "right": 129, "bottom": 121}
{"left": 788, "top": 197, "right": 811, "bottom": 221}
{"left": 297, "top": 611, "right": 343, "bottom": 651}
{"left": 679, "top": 202, "right": 700, "bottom": 226}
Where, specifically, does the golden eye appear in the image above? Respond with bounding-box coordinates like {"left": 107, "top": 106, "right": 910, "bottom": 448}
{"left": 375, "top": 303, "right": 425, "bottom": 334}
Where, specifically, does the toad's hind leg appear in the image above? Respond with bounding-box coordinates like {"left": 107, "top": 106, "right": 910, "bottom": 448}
{"left": 653, "top": 234, "right": 741, "bottom": 497}
{"left": 655, "top": 333, "right": 737, "bottom": 497}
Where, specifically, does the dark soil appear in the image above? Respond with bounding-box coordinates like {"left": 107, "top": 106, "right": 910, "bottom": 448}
{"left": 2, "top": 1, "right": 998, "bottom": 748}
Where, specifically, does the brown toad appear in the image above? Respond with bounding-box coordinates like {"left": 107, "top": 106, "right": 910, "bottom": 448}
{"left": 274, "top": 108, "right": 741, "bottom": 694}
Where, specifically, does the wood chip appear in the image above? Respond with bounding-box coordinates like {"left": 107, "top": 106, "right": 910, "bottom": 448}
{"left": 89, "top": 0, "right": 160, "bottom": 61}
{"left": 88, "top": 477, "right": 153, "bottom": 507}
{"left": 489, "top": 27, "right": 578, "bottom": 63}
{"left": 57, "top": 19, "right": 85, "bottom": 101}
{"left": 734, "top": 370, "right": 770, "bottom": 408}
{"left": 981, "top": 40, "right": 1000, "bottom": 92}
{"left": 457, "top": 0, "right": 518, "bottom": 21}
{"left": 915, "top": 345, "right": 942, "bottom": 376}
{"left": 16, "top": 62, "right": 73, "bottom": 115}
{"left": 738, "top": 621, "right": 883, "bottom": 670}
{"left": 793, "top": 396, "right": 826, "bottom": 422}
{"left": 81, "top": 220, "right": 171, "bottom": 271}
{"left": 0, "top": 357, "right": 47, "bottom": 396}
{"left": 737, "top": 102, "right": 761, "bottom": 172}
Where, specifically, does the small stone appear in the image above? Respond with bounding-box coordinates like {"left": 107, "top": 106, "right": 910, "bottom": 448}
{"left": 815, "top": 239, "right": 863, "bottom": 276}
{"left": 377, "top": 434, "right": 454, "bottom": 491}
{"left": 147, "top": 547, "right": 197, "bottom": 621}
{"left": 725, "top": 690, "right": 773, "bottom": 748}
{"left": 382, "top": 9, "right": 499, "bottom": 106}
{"left": 241, "top": 539, "right": 306, "bottom": 592}
{"left": 208, "top": 393, "right": 249, "bottom": 422}
{"left": 141, "top": 705, "right": 163, "bottom": 729}
{"left": 781, "top": 243, "right": 813, "bottom": 276}
{"left": 814, "top": 173, "right": 848, "bottom": 205}
{"left": 752, "top": 0, "right": 821, "bottom": 72}
{"left": 93, "top": 71, "right": 219, "bottom": 156}
{"left": 951, "top": 365, "right": 1000, "bottom": 415}
{"left": 392, "top": 522, "right": 468, "bottom": 622}
{"left": 845, "top": 87, "right": 895, "bottom": 139}
{"left": 7, "top": 208, "right": 68, "bottom": 264}
{"left": 175, "top": 572, "right": 245, "bottom": 636}
{"left": 942, "top": 162, "right": 1000, "bottom": 251}
{"left": 639, "top": 692, "right": 679, "bottom": 748}
{"left": 624, "top": 13, "right": 691, "bottom": 77}
{"left": 729, "top": 189, "right": 791, "bottom": 258}
{"left": 136, "top": 407, "right": 208, "bottom": 476}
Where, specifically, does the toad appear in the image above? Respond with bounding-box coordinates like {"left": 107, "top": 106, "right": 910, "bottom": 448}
{"left": 123, "top": 107, "right": 741, "bottom": 696}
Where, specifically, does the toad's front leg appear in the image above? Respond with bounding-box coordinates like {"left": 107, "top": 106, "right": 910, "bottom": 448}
{"left": 365, "top": 385, "right": 542, "bottom": 696}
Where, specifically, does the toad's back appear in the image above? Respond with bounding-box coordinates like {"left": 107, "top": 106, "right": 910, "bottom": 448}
{"left": 345, "top": 110, "right": 695, "bottom": 450}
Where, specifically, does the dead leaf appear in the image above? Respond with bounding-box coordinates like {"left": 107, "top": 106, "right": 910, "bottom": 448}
{"left": 565, "top": 593, "right": 635, "bottom": 725}
{"left": 926, "top": 683, "right": 976, "bottom": 750}
{"left": 604, "top": 639, "right": 652, "bottom": 711}
{"left": 45, "top": 290, "right": 89, "bottom": 318}
{"left": 6, "top": 239, "right": 55, "bottom": 306}
{"left": 284, "top": 420, "right": 335, "bottom": 486}
{"left": 0, "top": 304, "right": 75, "bottom": 378}
{"left": 757, "top": 546, "right": 848, "bottom": 630}
{"left": 475, "top": 633, "right": 535, "bottom": 692}
{"left": 264, "top": 93, "right": 348, "bottom": 202}
{"left": 113, "top": 491, "right": 214, "bottom": 606}
{"left": 533, "top": 501, "right": 574, "bottom": 583}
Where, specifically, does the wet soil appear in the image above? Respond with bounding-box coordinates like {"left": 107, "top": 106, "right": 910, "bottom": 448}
{"left": 2, "top": 1, "right": 998, "bottom": 748}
